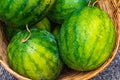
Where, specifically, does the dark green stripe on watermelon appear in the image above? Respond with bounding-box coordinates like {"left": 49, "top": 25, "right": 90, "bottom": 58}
{"left": 59, "top": 6, "right": 116, "bottom": 71}
{"left": 6, "top": 0, "right": 29, "bottom": 21}
{"left": 0, "top": 0, "right": 13, "bottom": 19}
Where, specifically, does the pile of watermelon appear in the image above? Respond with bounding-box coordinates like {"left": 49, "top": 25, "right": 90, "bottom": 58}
{"left": 0, "top": 0, "right": 116, "bottom": 80}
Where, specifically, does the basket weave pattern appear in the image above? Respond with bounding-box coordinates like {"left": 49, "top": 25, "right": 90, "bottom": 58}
{"left": 0, "top": 0, "right": 120, "bottom": 80}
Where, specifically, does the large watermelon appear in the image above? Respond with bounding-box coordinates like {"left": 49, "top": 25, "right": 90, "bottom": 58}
{"left": 48, "top": 0, "right": 91, "bottom": 24}
{"left": 7, "top": 28, "right": 62, "bottom": 80}
{"left": 0, "top": 0, "right": 55, "bottom": 29}
{"left": 59, "top": 6, "right": 116, "bottom": 71}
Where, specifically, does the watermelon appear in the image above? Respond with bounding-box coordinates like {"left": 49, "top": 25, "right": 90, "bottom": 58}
{"left": 0, "top": 0, "right": 55, "bottom": 29}
{"left": 59, "top": 6, "right": 116, "bottom": 71}
{"left": 48, "top": 0, "right": 89, "bottom": 24}
{"left": 35, "top": 18, "right": 51, "bottom": 32}
{"left": 7, "top": 28, "right": 62, "bottom": 80}
{"left": 52, "top": 25, "right": 61, "bottom": 40}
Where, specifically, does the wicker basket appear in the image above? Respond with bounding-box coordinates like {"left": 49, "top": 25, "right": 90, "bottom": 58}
{"left": 0, "top": 0, "right": 120, "bottom": 80}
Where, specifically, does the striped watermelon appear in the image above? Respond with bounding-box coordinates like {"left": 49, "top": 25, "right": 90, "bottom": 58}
{"left": 7, "top": 28, "right": 62, "bottom": 80}
{"left": 48, "top": 0, "right": 89, "bottom": 24}
{"left": 59, "top": 6, "right": 116, "bottom": 71}
{"left": 35, "top": 18, "right": 51, "bottom": 32}
{"left": 0, "top": 0, "right": 55, "bottom": 29}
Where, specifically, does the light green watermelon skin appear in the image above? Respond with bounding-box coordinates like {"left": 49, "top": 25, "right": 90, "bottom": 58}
{"left": 35, "top": 18, "right": 51, "bottom": 32}
{"left": 59, "top": 6, "right": 116, "bottom": 71}
{"left": 52, "top": 25, "right": 61, "bottom": 40}
{"left": 7, "top": 28, "right": 62, "bottom": 80}
{"left": 0, "top": 0, "right": 55, "bottom": 29}
{"left": 48, "top": 0, "right": 89, "bottom": 24}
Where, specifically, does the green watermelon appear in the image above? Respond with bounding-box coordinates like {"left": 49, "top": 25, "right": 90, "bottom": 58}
{"left": 59, "top": 6, "right": 116, "bottom": 71}
{"left": 35, "top": 18, "right": 51, "bottom": 32}
{"left": 7, "top": 28, "right": 62, "bottom": 80}
{"left": 52, "top": 25, "right": 61, "bottom": 40}
{"left": 0, "top": 0, "right": 55, "bottom": 29}
{"left": 48, "top": 0, "right": 89, "bottom": 24}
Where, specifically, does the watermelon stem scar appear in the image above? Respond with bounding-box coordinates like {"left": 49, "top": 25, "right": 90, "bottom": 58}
{"left": 21, "top": 24, "right": 31, "bottom": 43}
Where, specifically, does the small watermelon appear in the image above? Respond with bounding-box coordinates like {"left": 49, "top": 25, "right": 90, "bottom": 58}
{"left": 59, "top": 6, "right": 116, "bottom": 71}
{"left": 35, "top": 18, "right": 51, "bottom": 32}
{"left": 0, "top": 0, "right": 55, "bottom": 29}
{"left": 7, "top": 28, "right": 62, "bottom": 80}
{"left": 52, "top": 25, "right": 61, "bottom": 40}
{"left": 48, "top": 0, "right": 89, "bottom": 24}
